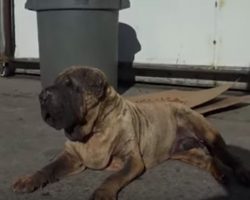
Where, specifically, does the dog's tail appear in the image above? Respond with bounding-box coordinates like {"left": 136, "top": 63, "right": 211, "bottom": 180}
{"left": 183, "top": 108, "right": 250, "bottom": 186}
{"left": 207, "top": 134, "right": 250, "bottom": 186}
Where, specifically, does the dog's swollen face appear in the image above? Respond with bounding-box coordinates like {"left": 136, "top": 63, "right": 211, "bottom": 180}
{"left": 39, "top": 82, "right": 86, "bottom": 141}
{"left": 39, "top": 66, "right": 108, "bottom": 142}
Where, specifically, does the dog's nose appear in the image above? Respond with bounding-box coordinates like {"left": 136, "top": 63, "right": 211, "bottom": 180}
{"left": 39, "top": 89, "right": 53, "bottom": 104}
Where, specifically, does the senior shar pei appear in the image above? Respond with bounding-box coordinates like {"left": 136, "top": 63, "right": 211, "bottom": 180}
{"left": 12, "top": 66, "right": 250, "bottom": 199}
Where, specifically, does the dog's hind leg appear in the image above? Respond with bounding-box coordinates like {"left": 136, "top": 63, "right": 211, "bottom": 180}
{"left": 12, "top": 150, "right": 85, "bottom": 193}
{"left": 177, "top": 107, "right": 250, "bottom": 186}
{"left": 171, "top": 147, "right": 226, "bottom": 184}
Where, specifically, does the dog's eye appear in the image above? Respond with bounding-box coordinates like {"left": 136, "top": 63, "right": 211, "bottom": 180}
{"left": 65, "top": 77, "right": 73, "bottom": 87}
{"left": 63, "top": 77, "right": 82, "bottom": 93}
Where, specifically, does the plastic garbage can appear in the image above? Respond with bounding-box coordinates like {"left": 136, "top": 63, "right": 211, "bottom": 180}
{"left": 25, "top": 0, "right": 130, "bottom": 88}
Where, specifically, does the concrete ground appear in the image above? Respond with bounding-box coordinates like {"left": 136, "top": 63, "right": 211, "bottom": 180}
{"left": 0, "top": 74, "right": 250, "bottom": 200}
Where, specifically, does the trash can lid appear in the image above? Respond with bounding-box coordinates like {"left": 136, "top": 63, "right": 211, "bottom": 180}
{"left": 25, "top": 0, "right": 130, "bottom": 11}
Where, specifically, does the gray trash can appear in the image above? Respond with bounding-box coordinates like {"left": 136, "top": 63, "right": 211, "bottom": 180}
{"left": 25, "top": 0, "right": 130, "bottom": 88}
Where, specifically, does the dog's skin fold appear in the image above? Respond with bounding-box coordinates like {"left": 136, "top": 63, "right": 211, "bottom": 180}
{"left": 12, "top": 66, "right": 250, "bottom": 200}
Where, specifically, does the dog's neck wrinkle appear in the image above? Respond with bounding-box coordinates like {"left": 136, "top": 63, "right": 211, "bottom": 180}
{"left": 98, "top": 87, "right": 124, "bottom": 121}
{"left": 79, "top": 87, "right": 126, "bottom": 138}
{"left": 125, "top": 101, "right": 148, "bottom": 145}
{"left": 78, "top": 102, "right": 101, "bottom": 137}
{"left": 85, "top": 95, "right": 99, "bottom": 111}
{"left": 71, "top": 89, "right": 111, "bottom": 138}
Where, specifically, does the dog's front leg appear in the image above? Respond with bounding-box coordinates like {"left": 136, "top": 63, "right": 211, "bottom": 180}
{"left": 90, "top": 147, "right": 145, "bottom": 200}
{"left": 12, "top": 150, "right": 85, "bottom": 193}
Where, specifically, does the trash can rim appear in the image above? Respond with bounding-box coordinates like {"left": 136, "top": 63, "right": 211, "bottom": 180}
{"left": 25, "top": 0, "right": 130, "bottom": 11}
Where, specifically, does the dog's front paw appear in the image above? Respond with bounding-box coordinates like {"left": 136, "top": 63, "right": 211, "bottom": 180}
{"left": 90, "top": 189, "right": 116, "bottom": 200}
{"left": 12, "top": 173, "right": 47, "bottom": 193}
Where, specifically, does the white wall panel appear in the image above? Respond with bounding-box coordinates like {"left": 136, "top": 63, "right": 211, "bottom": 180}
{"left": 215, "top": 0, "right": 250, "bottom": 68}
{"left": 13, "top": 0, "right": 250, "bottom": 69}
{"left": 120, "top": 0, "right": 215, "bottom": 66}
{"left": 14, "top": 0, "right": 39, "bottom": 58}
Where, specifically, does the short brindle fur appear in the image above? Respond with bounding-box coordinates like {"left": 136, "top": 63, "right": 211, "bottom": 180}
{"left": 12, "top": 66, "right": 250, "bottom": 200}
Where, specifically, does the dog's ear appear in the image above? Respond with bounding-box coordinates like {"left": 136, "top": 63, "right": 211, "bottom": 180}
{"left": 63, "top": 76, "right": 82, "bottom": 93}
{"left": 85, "top": 72, "right": 108, "bottom": 99}
{"left": 57, "top": 67, "right": 108, "bottom": 100}
{"left": 76, "top": 68, "right": 108, "bottom": 99}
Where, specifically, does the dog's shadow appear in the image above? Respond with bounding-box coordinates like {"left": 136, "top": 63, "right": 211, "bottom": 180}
{"left": 202, "top": 145, "right": 250, "bottom": 200}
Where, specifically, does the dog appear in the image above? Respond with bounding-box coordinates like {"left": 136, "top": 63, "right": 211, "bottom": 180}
{"left": 12, "top": 66, "right": 250, "bottom": 200}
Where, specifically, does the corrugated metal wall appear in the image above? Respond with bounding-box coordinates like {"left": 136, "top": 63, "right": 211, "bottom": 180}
{"left": 120, "top": 0, "right": 250, "bottom": 69}
{"left": 8, "top": 0, "right": 250, "bottom": 89}
{"left": 14, "top": 0, "right": 39, "bottom": 58}
{"left": 0, "top": 0, "right": 6, "bottom": 58}
{"left": 119, "top": 0, "right": 250, "bottom": 89}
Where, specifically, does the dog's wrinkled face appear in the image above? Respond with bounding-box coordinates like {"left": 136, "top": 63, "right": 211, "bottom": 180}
{"left": 39, "top": 83, "right": 84, "bottom": 131}
{"left": 39, "top": 66, "right": 108, "bottom": 142}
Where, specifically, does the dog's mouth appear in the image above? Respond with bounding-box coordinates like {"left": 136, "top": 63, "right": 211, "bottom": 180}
{"left": 64, "top": 125, "right": 85, "bottom": 142}
{"left": 43, "top": 111, "right": 65, "bottom": 130}
{"left": 64, "top": 123, "right": 93, "bottom": 143}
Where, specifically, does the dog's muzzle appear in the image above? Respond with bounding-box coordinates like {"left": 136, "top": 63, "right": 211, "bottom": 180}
{"left": 39, "top": 88, "right": 66, "bottom": 130}
{"left": 39, "top": 85, "right": 84, "bottom": 135}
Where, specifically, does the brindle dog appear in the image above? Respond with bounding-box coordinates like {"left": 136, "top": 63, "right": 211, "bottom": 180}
{"left": 12, "top": 66, "right": 250, "bottom": 200}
